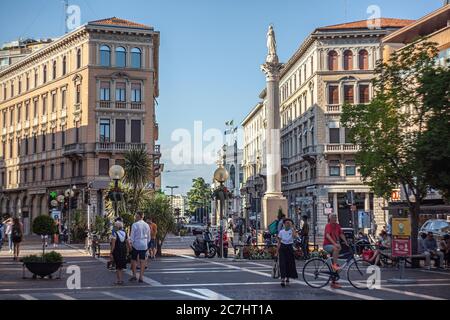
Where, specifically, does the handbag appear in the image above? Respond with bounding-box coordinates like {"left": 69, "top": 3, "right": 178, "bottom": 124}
{"left": 271, "top": 257, "right": 280, "bottom": 279}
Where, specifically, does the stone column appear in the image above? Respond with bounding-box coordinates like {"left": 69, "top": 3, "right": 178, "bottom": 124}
{"left": 260, "top": 26, "right": 288, "bottom": 229}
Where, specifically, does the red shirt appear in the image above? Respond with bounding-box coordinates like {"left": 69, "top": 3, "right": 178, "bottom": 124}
{"left": 323, "top": 223, "right": 342, "bottom": 246}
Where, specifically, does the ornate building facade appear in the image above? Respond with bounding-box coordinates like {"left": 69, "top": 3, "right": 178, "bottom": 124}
{"left": 279, "top": 18, "right": 413, "bottom": 240}
{"left": 0, "top": 17, "right": 162, "bottom": 234}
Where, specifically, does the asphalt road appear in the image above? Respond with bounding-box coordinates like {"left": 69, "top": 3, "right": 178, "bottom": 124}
{"left": 1, "top": 236, "right": 449, "bottom": 300}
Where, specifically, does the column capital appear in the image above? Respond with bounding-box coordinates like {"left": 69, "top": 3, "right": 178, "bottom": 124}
{"left": 261, "top": 62, "right": 283, "bottom": 81}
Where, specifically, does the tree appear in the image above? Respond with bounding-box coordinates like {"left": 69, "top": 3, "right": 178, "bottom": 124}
{"left": 144, "top": 192, "right": 175, "bottom": 257}
{"left": 187, "top": 178, "right": 212, "bottom": 222}
{"left": 341, "top": 41, "right": 447, "bottom": 254}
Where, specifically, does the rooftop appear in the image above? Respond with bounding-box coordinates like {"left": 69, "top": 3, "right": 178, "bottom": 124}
{"left": 317, "top": 18, "right": 415, "bottom": 31}
{"left": 88, "top": 17, "right": 153, "bottom": 30}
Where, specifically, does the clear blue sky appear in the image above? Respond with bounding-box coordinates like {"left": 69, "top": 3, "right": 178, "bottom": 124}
{"left": 0, "top": 0, "right": 442, "bottom": 194}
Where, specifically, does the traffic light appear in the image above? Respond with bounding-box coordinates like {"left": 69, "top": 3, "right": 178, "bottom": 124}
{"left": 70, "top": 197, "right": 78, "bottom": 209}
{"left": 48, "top": 191, "right": 58, "bottom": 208}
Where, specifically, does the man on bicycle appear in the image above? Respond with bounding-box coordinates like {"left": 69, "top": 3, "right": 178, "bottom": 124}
{"left": 323, "top": 213, "right": 349, "bottom": 289}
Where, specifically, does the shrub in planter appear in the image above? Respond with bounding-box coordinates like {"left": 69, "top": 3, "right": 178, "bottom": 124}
{"left": 32, "top": 215, "right": 57, "bottom": 255}
{"left": 21, "top": 251, "right": 63, "bottom": 279}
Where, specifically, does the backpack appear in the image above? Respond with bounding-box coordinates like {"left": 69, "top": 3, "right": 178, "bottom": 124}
{"left": 12, "top": 225, "right": 22, "bottom": 242}
{"left": 268, "top": 220, "right": 279, "bottom": 235}
{"left": 113, "top": 232, "right": 128, "bottom": 261}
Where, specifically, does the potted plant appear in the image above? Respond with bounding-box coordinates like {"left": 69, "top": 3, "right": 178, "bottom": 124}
{"left": 22, "top": 215, "right": 63, "bottom": 279}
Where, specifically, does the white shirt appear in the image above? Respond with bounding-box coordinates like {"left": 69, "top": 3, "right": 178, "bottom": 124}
{"left": 130, "top": 220, "right": 151, "bottom": 251}
{"left": 5, "top": 222, "right": 12, "bottom": 235}
{"left": 278, "top": 229, "right": 294, "bottom": 245}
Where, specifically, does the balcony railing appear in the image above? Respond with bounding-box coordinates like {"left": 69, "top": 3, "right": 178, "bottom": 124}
{"left": 326, "top": 104, "right": 341, "bottom": 113}
{"left": 97, "top": 101, "right": 144, "bottom": 111}
{"left": 96, "top": 142, "right": 147, "bottom": 152}
{"left": 154, "top": 144, "right": 161, "bottom": 154}
{"left": 324, "top": 144, "right": 360, "bottom": 153}
{"left": 62, "top": 143, "right": 86, "bottom": 156}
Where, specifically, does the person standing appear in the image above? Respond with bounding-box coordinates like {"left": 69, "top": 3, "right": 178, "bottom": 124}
{"left": 129, "top": 212, "right": 151, "bottom": 283}
{"left": 323, "top": 213, "right": 349, "bottom": 289}
{"left": 300, "top": 215, "right": 310, "bottom": 258}
{"left": 53, "top": 218, "right": 61, "bottom": 248}
{"left": 4, "top": 217, "right": 13, "bottom": 253}
{"left": 277, "top": 219, "right": 298, "bottom": 287}
{"left": 11, "top": 218, "right": 23, "bottom": 261}
{"left": 110, "top": 221, "right": 131, "bottom": 285}
{"left": 146, "top": 217, "right": 158, "bottom": 259}
{"left": 0, "top": 220, "right": 4, "bottom": 251}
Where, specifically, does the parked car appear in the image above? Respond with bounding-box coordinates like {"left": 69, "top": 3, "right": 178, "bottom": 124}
{"left": 419, "top": 219, "right": 450, "bottom": 240}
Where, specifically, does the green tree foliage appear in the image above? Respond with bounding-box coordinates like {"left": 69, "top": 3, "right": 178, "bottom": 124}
{"left": 144, "top": 192, "right": 175, "bottom": 256}
{"left": 341, "top": 41, "right": 447, "bottom": 254}
{"left": 32, "top": 215, "right": 57, "bottom": 255}
{"left": 187, "top": 177, "right": 212, "bottom": 217}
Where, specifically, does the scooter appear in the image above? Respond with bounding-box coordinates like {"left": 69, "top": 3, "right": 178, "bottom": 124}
{"left": 191, "top": 231, "right": 216, "bottom": 258}
{"left": 214, "top": 231, "right": 229, "bottom": 258}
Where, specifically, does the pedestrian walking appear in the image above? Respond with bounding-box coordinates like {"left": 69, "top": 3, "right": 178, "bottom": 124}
{"left": 53, "top": 218, "right": 61, "bottom": 248}
{"left": 4, "top": 217, "right": 13, "bottom": 253}
{"left": 0, "top": 220, "right": 4, "bottom": 251}
{"left": 11, "top": 217, "right": 23, "bottom": 261}
{"left": 146, "top": 217, "right": 157, "bottom": 259}
{"left": 110, "top": 220, "right": 131, "bottom": 285}
{"left": 277, "top": 219, "right": 298, "bottom": 287}
{"left": 129, "top": 212, "right": 151, "bottom": 283}
{"left": 300, "top": 215, "right": 310, "bottom": 258}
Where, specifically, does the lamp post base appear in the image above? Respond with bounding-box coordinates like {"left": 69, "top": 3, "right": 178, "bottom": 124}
{"left": 262, "top": 194, "right": 288, "bottom": 230}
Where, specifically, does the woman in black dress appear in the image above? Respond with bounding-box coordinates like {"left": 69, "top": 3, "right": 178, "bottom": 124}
{"left": 277, "top": 219, "right": 298, "bottom": 287}
{"left": 110, "top": 221, "right": 131, "bottom": 285}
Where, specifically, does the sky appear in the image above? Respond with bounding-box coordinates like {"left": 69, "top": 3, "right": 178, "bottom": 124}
{"left": 0, "top": 0, "right": 443, "bottom": 194}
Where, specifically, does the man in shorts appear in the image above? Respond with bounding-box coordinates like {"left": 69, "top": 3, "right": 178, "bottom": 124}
{"left": 323, "top": 213, "right": 349, "bottom": 289}
{"left": 129, "top": 212, "right": 151, "bottom": 283}
{"left": 146, "top": 217, "right": 158, "bottom": 259}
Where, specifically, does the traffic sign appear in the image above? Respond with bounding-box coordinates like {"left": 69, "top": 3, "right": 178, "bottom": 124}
{"left": 392, "top": 238, "right": 411, "bottom": 257}
{"left": 392, "top": 218, "right": 411, "bottom": 237}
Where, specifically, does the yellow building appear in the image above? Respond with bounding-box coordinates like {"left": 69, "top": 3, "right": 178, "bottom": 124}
{"left": 0, "top": 17, "right": 162, "bottom": 234}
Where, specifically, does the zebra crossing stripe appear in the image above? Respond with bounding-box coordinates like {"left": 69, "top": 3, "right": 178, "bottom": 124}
{"left": 54, "top": 293, "right": 76, "bottom": 300}
{"left": 19, "top": 294, "right": 37, "bottom": 300}
{"left": 101, "top": 291, "right": 131, "bottom": 300}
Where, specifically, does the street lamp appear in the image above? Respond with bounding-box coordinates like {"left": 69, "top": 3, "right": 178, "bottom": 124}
{"left": 214, "top": 167, "right": 229, "bottom": 259}
{"left": 166, "top": 185, "right": 179, "bottom": 220}
{"left": 109, "top": 165, "right": 125, "bottom": 217}
{"left": 64, "top": 185, "right": 76, "bottom": 244}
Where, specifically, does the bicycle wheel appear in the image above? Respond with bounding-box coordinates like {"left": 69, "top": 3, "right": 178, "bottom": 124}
{"left": 302, "top": 258, "right": 332, "bottom": 288}
{"left": 347, "top": 259, "right": 374, "bottom": 290}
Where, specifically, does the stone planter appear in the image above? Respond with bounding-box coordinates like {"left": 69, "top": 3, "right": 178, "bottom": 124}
{"left": 23, "top": 262, "right": 63, "bottom": 279}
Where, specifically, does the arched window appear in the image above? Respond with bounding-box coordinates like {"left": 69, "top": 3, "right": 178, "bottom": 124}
{"left": 76, "top": 49, "right": 81, "bottom": 69}
{"left": 359, "top": 49, "right": 369, "bottom": 70}
{"left": 100, "top": 45, "right": 111, "bottom": 66}
{"left": 52, "top": 61, "right": 57, "bottom": 79}
{"left": 131, "top": 47, "right": 142, "bottom": 68}
{"left": 328, "top": 50, "right": 338, "bottom": 71}
{"left": 343, "top": 50, "right": 353, "bottom": 71}
{"left": 43, "top": 65, "right": 47, "bottom": 84}
{"left": 115, "top": 47, "right": 126, "bottom": 67}
{"left": 62, "top": 56, "right": 67, "bottom": 75}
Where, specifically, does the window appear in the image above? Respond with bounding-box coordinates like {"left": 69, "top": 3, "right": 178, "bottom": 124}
{"left": 115, "top": 119, "right": 126, "bottom": 143}
{"left": 42, "top": 96, "right": 47, "bottom": 115}
{"left": 343, "top": 50, "right": 353, "bottom": 71}
{"left": 9, "top": 141, "right": 12, "bottom": 159}
{"left": 328, "top": 85, "right": 339, "bottom": 105}
{"left": 359, "top": 50, "right": 369, "bottom": 70}
{"left": 52, "top": 93, "right": 56, "bottom": 112}
{"left": 77, "top": 49, "right": 82, "bottom": 69}
{"left": 33, "top": 100, "right": 38, "bottom": 118}
{"left": 115, "top": 83, "right": 126, "bottom": 101}
{"left": 50, "top": 164, "right": 55, "bottom": 180}
{"left": 26, "top": 76, "right": 29, "bottom": 91}
{"left": 51, "top": 132, "right": 56, "bottom": 150}
{"left": 61, "top": 130, "right": 65, "bottom": 146}
{"left": 10, "top": 109, "right": 14, "bottom": 126}
{"left": 99, "top": 119, "right": 111, "bottom": 142}
{"left": 99, "top": 159, "right": 109, "bottom": 176}
{"left": 78, "top": 160, "right": 83, "bottom": 177}
{"left": 25, "top": 138, "right": 29, "bottom": 155}
{"left": 346, "top": 160, "right": 356, "bottom": 176}
{"left": 344, "top": 128, "right": 352, "bottom": 144}
{"left": 100, "top": 45, "right": 111, "bottom": 66}
{"left": 75, "top": 126, "right": 79, "bottom": 143}
{"left": 131, "top": 48, "right": 141, "bottom": 68}
{"left": 41, "top": 165, "right": 45, "bottom": 181}
{"left": 53, "top": 61, "right": 57, "bottom": 79}
{"left": 329, "top": 128, "right": 340, "bottom": 144}
{"left": 18, "top": 80, "right": 22, "bottom": 94}
{"left": 62, "top": 56, "right": 67, "bottom": 75}
{"left": 25, "top": 103, "right": 29, "bottom": 120}
{"left": 61, "top": 90, "right": 66, "bottom": 108}
{"left": 60, "top": 162, "right": 65, "bottom": 179}
{"left": 329, "top": 160, "right": 340, "bottom": 176}
{"left": 76, "top": 84, "right": 81, "bottom": 104}
{"left": 42, "top": 135, "right": 46, "bottom": 152}
{"left": 328, "top": 51, "right": 338, "bottom": 71}
{"left": 71, "top": 160, "right": 76, "bottom": 177}
{"left": 43, "top": 65, "right": 47, "bottom": 84}
{"left": 32, "top": 167, "right": 36, "bottom": 181}
{"left": 359, "top": 85, "right": 370, "bottom": 104}
{"left": 115, "top": 47, "right": 126, "bottom": 67}
{"left": 17, "top": 140, "right": 21, "bottom": 157}
{"left": 131, "top": 120, "right": 141, "bottom": 143}
{"left": 33, "top": 135, "right": 37, "bottom": 153}
{"left": 24, "top": 168, "right": 28, "bottom": 183}
{"left": 11, "top": 82, "right": 14, "bottom": 98}
{"left": 100, "top": 82, "right": 110, "bottom": 101}
{"left": 34, "top": 71, "right": 38, "bottom": 88}
{"left": 131, "top": 83, "right": 141, "bottom": 102}
{"left": 17, "top": 105, "right": 21, "bottom": 122}
{"left": 344, "top": 85, "right": 354, "bottom": 104}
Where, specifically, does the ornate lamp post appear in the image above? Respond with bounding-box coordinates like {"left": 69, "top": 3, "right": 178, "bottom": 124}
{"left": 64, "top": 185, "right": 76, "bottom": 244}
{"left": 109, "top": 165, "right": 125, "bottom": 218}
{"left": 214, "top": 167, "right": 229, "bottom": 259}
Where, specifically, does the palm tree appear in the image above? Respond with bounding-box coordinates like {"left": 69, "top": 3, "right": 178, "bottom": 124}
{"left": 124, "top": 148, "right": 152, "bottom": 189}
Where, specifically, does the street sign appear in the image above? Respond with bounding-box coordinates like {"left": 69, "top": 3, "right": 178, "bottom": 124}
{"left": 50, "top": 200, "right": 58, "bottom": 207}
{"left": 392, "top": 238, "right": 411, "bottom": 257}
{"left": 51, "top": 210, "right": 61, "bottom": 221}
{"left": 392, "top": 218, "right": 411, "bottom": 237}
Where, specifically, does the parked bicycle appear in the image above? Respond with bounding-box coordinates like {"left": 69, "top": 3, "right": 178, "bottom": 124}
{"left": 302, "top": 245, "right": 373, "bottom": 290}
{"left": 85, "top": 231, "right": 101, "bottom": 258}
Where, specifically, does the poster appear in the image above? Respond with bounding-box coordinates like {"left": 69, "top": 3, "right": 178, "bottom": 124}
{"left": 392, "top": 238, "right": 412, "bottom": 257}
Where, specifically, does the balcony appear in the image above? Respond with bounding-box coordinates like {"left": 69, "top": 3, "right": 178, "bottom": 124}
{"left": 1, "top": 127, "right": 6, "bottom": 135}
{"left": 325, "top": 104, "right": 342, "bottom": 114}
{"left": 41, "top": 114, "right": 47, "bottom": 124}
{"left": 96, "top": 142, "right": 147, "bottom": 153}
{"left": 24, "top": 120, "right": 30, "bottom": 128}
{"left": 96, "top": 101, "right": 145, "bottom": 112}
{"left": 324, "top": 144, "right": 360, "bottom": 154}
{"left": 62, "top": 143, "right": 86, "bottom": 157}
{"left": 60, "top": 109, "right": 67, "bottom": 118}
{"left": 154, "top": 144, "right": 161, "bottom": 154}
{"left": 8, "top": 126, "right": 14, "bottom": 134}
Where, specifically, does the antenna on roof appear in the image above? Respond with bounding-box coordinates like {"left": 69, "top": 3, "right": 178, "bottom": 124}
{"left": 64, "top": 0, "right": 69, "bottom": 34}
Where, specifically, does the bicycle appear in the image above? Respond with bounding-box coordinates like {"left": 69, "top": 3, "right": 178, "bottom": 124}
{"left": 85, "top": 232, "right": 101, "bottom": 258}
{"left": 302, "top": 245, "right": 374, "bottom": 290}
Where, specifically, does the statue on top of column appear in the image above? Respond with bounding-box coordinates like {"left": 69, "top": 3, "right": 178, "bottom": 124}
{"left": 266, "top": 25, "right": 279, "bottom": 64}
